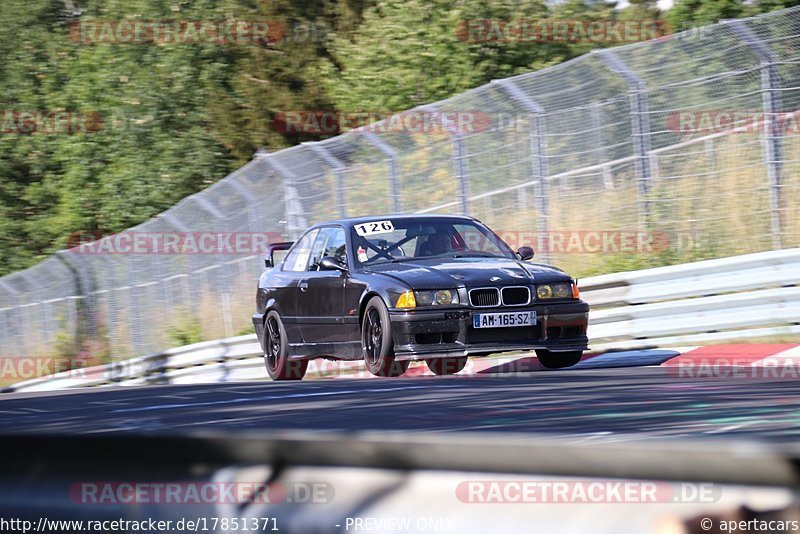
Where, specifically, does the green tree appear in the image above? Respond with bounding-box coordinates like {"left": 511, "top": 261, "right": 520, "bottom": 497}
{"left": 667, "top": 0, "right": 746, "bottom": 31}
{"left": 320, "top": 0, "right": 482, "bottom": 112}
{"left": 321, "top": 0, "right": 619, "bottom": 113}
{"left": 0, "top": 0, "right": 365, "bottom": 275}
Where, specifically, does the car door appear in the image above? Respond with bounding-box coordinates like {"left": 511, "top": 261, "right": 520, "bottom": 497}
{"left": 276, "top": 228, "right": 319, "bottom": 344}
{"left": 298, "top": 226, "right": 348, "bottom": 345}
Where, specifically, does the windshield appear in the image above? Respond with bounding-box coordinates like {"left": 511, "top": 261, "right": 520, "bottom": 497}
{"left": 350, "top": 218, "right": 516, "bottom": 265}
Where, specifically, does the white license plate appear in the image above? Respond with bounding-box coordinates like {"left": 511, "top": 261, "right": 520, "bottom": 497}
{"left": 472, "top": 311, "right": 537, "bottom": 329}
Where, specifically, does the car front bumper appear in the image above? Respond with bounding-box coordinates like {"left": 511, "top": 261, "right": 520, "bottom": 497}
{"left": 388, "top": 301, "right": 589, "bottom": 361}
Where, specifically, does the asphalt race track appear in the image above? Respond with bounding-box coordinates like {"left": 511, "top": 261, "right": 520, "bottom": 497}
{"left": 2, "top": 363, "right": 800, "bottom": 442}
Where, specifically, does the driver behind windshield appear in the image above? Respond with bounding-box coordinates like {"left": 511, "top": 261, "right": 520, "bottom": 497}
{"left": 420, "top": 231, "right": 453, "bottom": 257}
{"left": 351, "top": 218, "right": 514, "bottom": 266}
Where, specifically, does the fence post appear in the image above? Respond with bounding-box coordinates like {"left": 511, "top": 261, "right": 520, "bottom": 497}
{"left": 0, "top": 306, "right": 11, "bottom": 356}
{"left": 189, "top": 194, "right": 226, "bottom": 221}
{"left": 421, "top": 103, "right": 470, "bottom": 215}
{"left": 157, "top": 213, "right": 195, "bottom": 355}
{"left": 184, "top": 194, "right": 239, "bottom": 342}
{"left": 363, "top": 132, "right": 401, "bottom": 212}
{"left": 303, "top": 142, "right": 348, "bottom": 218}
{"left": 591, "top": 102, "right": 608, "bottom": 164}
{"left": 257, "top": 151, "right": 308, "bottom": 239}
{"left": 0, "top": 284, "right": 11, "bottom": 353}
{"left": 725, "top": 20, "right": 784, "bottom": 249}
{"left": 596, "top": 50, "right": 652, "bottom": 229}
{"left": 493, "top": 78, "right": 550, "bottom": 262}
{"left": 54, "top": 250, "right": 96, "bottom": 353}
{"left": 0, "top": 281, "right": 22, "bottom": 355}
{"left": 225, "top": 177, "right": 262, "bottom": 231}
{"left": 451, "top": 133, "right": 471, "bottom": 215}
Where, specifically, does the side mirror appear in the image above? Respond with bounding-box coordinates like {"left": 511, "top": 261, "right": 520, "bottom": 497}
{"left": 263, "top": 254, "right": 273, "bottom": 269}
{"left": 319, "top": 257, "right": 348, "bottom": 273}
{"left": 517, "top": 246, "right": 534, "bottom": 261}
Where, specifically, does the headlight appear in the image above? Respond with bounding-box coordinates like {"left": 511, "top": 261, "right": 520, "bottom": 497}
{"left": 415, "top": 289, "right": 459, "bottom": 306}
{"left": 536, "top": 285, "right": 552, "bottom": 299}
{"left": 536, "top": 283, "right": 573, "bottom": 300}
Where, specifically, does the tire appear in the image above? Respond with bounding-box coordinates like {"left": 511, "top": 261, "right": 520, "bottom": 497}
{"left": 362, "top": 297, "right": 408, "bottom": 377}
{"left": 426, "top": 357, "right": 468, "bottom": 376}
{"left": 263, "top": 311, "right": 308, "bottom": 380}
{"left": 535, "top": 350, "right": 582, "bottom": 369}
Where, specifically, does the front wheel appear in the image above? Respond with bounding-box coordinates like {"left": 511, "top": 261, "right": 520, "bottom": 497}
{"left": 263, "top": 311, "right": 308, "bottom": 380}
{"left": 426, "top": 357, "right": 468, "bottom": 376}
{"left": 535, "top": 350, "right": 582, "bottom": 369}
{"left": 362, "top": 297, "right": 408, "bottom": 377}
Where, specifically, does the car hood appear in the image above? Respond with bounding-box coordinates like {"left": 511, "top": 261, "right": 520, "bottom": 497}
{"left": 361, "top": 258, "right": 570, "bottom": 289}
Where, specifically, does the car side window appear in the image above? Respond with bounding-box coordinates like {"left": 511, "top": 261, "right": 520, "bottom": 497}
{"left": 282, "top": 229, "right": 319, "bottom": 272}
{"left": 308, "top": 227, "right": 347, "bottom": 271}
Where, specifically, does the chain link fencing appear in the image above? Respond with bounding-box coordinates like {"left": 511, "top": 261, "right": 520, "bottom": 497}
{"left": 1, "top": 8, "right": 799, "bottom": 361}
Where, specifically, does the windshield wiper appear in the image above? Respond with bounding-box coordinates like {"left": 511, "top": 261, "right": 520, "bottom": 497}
{"left": 364, "top": 257, "right": 417, "bottom": 265}
{"left": 452, "top": 252, "right": 506, "bottom": 259}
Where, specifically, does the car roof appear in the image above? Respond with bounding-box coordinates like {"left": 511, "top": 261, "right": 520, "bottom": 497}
{"left": 313, "top": 214, "right": 478, "bottom": 228}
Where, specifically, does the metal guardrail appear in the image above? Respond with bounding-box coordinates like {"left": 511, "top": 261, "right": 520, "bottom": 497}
{"left": 6, "top": 248, "right": 799, "bottom": 393}
{"left": 581, "top": 248, "right": 800, "bottom": 349}
{"left": 2, "top": 335, "right": 369, "bottom": 393}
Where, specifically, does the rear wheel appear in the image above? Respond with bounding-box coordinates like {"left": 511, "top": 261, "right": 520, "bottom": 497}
{"left": 362, "top": 297, "right": 408, "bottom": 377}
{"left": 426, "top": 357, "right": 468, "bottom": 376}
{"left": 264, "top": 311, "right": 308, "bottom": 380}
{"left": 535, "top": 350, "right": 582, "bottom": 369}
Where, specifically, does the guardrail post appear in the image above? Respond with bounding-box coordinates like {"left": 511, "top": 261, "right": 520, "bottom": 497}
{"left": 493, "top": 79, "right": 550, "bottom": 262}
{"left": 257, "top": 151, "right": 308, "bottom": 239}
{"left": 725, "top": 20, "right": 784, "bottom": 249}
{"left": 363, "top": 132, "right": 401, "bottom": 212}
{"left": 596, "top": 50, "right": 652, "bottom": 229}
{"left": 303, "top": 142, "right": 347, "bottom": 218}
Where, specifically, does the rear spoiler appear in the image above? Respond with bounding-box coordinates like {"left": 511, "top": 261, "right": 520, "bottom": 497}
{"left": 264, "top": 241, "right": 293, "bottom": 268}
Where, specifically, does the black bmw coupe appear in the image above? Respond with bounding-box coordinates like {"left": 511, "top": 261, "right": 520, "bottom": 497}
{"left": 253, "top": 215, "right": 589, "bottom": 380}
